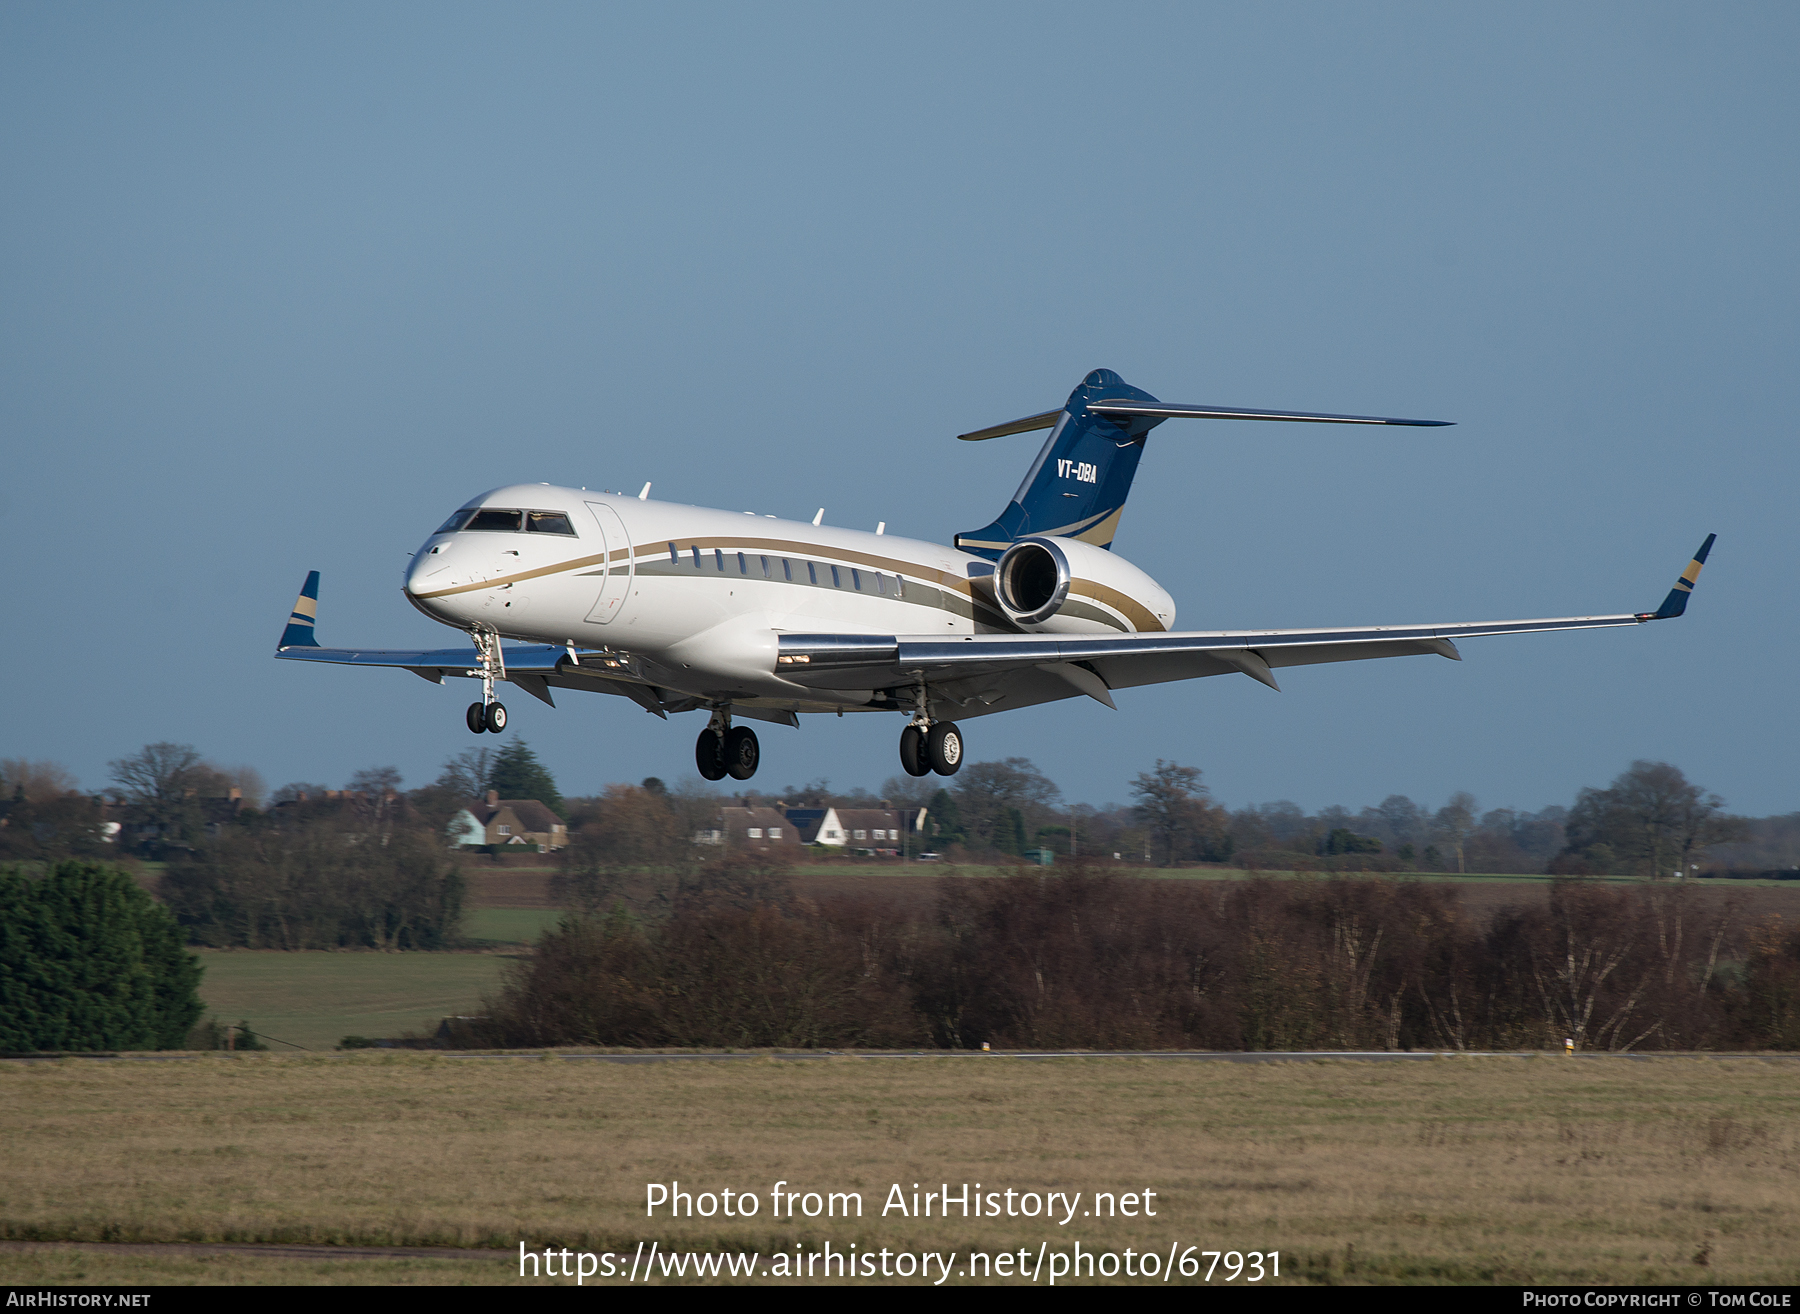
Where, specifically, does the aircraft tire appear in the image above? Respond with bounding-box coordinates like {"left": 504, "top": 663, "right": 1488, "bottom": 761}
{"left": 724, "top": 726, "right": 760, "bottom": 781}
{"left": 484, "top": 701, "right": 508, "bottom": 733}
{"left": 926, "top": 721, "right": 963, "bottom": 776}
{"left": 695, "top": 728, "right": 728, "bottom": 782}
{"left": 466, "top": 703, "right": 486, "bottom": 734}
{"left": 898, "top": 725, "right": 929, "bottom": 777}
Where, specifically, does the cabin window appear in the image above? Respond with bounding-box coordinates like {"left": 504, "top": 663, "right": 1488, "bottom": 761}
{"left": 851, "top": 568, "right": 863, "bottom": 590}
{"left": 894, "top": 575, "right": 905, "bottom": 597}
{"left": 668, "top": 542, "right": 678, "bottom": 564}
{"left": 435, "top": 509, "right": 476, "bottom": 533}
{"left": 737, "top": 552, "right": 748, "bottom": 574}
{"left": 760, "top": 555, "right": 771, "bottom": 578}
{"left": 526, "top": 511, "right": 576, "bottom": 535}
{"left": 876, "top": 573, "right": 887, "bottom": 595}
{"left": 714, "top": 549, "right": 725, "bottom": 571}
{"left": 782, "top": 559, "right": 793, "bottom": 581}
{"left": 691, "top": 546, "right": 701, "bottom": 567}
{"left": 807, "top": 562, "right": 818, "bottom": 585}
{"left": 830, "top": 565, "right": 842, "bottom": 588}
{"left": 464, "top": 509, "right": 523, "bottom": 533}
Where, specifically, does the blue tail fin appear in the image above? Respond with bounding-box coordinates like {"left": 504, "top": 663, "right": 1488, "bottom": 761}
{"left": 279, "top": 571, "right": 321, "bottom": 648}
{"left": 954, "top": 369, "right": 1163, "bottom": 558}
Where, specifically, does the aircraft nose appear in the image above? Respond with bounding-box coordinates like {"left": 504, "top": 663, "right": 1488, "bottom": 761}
{"left": 405, "top": 543, "right": 454, "bottom": 602}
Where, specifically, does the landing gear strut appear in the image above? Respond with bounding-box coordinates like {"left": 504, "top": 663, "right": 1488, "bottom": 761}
{"left": 696, "top": 708, "right": 760, "bottom": 781}
{"left": 464, "top": 628, "right": 508, "bottom": 734}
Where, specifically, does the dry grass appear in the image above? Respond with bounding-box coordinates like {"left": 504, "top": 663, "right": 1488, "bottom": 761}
{"left": 1, "top": 1053, "right": 1797, "bottom": 1284}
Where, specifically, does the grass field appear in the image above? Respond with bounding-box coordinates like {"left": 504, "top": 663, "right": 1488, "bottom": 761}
{"left": 463, "top": 908, "right": 563, "bottom": 945}
{"left": 0, "top": 1054, "right": 1795, "bottom": 1286}
{"left": 194, "top": 951, "right": 514, "bottom": 1052}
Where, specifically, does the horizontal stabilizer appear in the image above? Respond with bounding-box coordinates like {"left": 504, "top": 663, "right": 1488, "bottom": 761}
{"left": 957, "top": 409, "right": 1062, "bottom": 442}
{"left": 1087, "top": 401, "right": 1452, "bottom": 427}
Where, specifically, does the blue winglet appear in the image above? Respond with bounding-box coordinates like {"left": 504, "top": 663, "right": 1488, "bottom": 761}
{"left": 280, "top": 571, "right": 321, "bottom": 648}
{"left": 1646, "top": 534, "right": 1716, "bottom": 620}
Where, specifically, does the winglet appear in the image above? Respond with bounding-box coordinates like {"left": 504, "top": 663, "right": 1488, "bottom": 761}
{"left": 280, "top": 571, "right": 321, "bottom": 648}
{"left": 1641, "top": 534, "right": 1716, "bottom": 621}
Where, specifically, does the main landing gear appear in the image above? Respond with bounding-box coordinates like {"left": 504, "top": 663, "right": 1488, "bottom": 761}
{"left": 696, "top": 709, "right": 759, "bottom": 781}
{"left": 464, "top": 627, "right": 508, "bottom": 734}
{"left": 466, "top": 701, "right": 507, "bottom": 734}
{"left": 899, "top": 719, "right": 962, "bottom": 777}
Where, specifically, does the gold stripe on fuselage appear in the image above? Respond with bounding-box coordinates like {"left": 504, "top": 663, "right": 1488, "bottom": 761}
{"left": 1068, "top": 577, "right": 1163, "bottom": 632}
{"left": 412, "top": 536, "right": 976, "bottom": 603}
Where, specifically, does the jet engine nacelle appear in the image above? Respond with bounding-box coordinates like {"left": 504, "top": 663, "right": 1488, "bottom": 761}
{"left": 992, "top": 536, "right": 1176, "bottom": 634}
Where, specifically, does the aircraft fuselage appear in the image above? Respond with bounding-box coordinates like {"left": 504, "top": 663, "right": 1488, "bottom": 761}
{"left": 405, "top": 485, "right": 1020, "bottom": 713}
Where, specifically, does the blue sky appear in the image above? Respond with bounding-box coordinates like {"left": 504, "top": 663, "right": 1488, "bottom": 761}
{"left": 3, "top": 2, "right": 1794, "bottom": 815}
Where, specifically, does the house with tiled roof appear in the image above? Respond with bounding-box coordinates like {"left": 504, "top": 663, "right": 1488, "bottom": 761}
{"left": 781, "top": 806, "right": 926, "bottom": 852}
{"left": 447, "top": 791, "right": 567, "bottom": 850}
{"left": 694, "top": 805, "right": 803, "bottom": 850}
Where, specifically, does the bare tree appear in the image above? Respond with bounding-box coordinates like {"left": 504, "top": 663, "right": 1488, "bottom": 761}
{"left": 1130, "top": 760, "right": 1228, "bottom": 866}
{"left": 1432, "top": 792, "right": 1479, "bottom": 874}
{"left": 1565, "top": 761, "right": 1740, "bottom": 878}
{"left": 108, "top": 742, "right": 204, "bottom": 801}
{"left": 954, "top": 757, "right": 1062, "bottom": 853}
{"left": 0, "top": 758, "right": 80, "bottom": 801}
{"left": 348, "top": 766, "right": 404, "bottom": 795}
{"left": 273, "top": 781, "right": 330, "bottom": 804}
{"left": 437, "top": 748, "right": 495, "bottom": 800}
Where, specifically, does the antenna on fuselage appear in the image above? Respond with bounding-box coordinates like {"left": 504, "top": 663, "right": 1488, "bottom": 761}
{"left": 812, "top": 508, "right": 824, "bottom": 526}
{"left": 638, "top": 482, "right": 651, "bottom": 500}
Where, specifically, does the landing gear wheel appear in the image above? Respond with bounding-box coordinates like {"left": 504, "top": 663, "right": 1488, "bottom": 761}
{"left": 723, "top": 725, "right": 760, "bottom": 780}
{"left": 483, "top": 701, "right": 508, "bottom": 733}
{"left": 926, "top": 721, "right": 963, "bottom": 776}
{"left": 899, "top": 725, "right": 929, "bottom": 777}
{"left": 466, "top": 703, "right": 486, "bottom": 734}
{"left": 695, "top": 728, "right": 727, "bottom": 781}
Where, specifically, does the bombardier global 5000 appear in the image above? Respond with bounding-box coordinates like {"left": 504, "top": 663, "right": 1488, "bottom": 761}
{"left": 276, "top": 369, "right": 1713, "bottom": 782}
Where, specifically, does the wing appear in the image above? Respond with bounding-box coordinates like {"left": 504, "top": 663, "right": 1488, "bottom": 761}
{"left": 272, "top": 570, "right": 675, "bottom": 715}
{"left": 774, "top": 535, "right": 1717, "bottom": 718}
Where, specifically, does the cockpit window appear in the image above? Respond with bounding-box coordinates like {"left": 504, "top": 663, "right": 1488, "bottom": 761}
{"left": 526, "top": 511, "right": 576, "bottom": 535}
{"left": 435, "top": 509, "right": 476, "bottom": 534}
{"left": 464, "top": 509, "right": 524, "bottom": 532}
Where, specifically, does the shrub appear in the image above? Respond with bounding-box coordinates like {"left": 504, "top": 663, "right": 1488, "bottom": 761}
{"left": 0, "top": 861, "right": 203, "bottom": 1051}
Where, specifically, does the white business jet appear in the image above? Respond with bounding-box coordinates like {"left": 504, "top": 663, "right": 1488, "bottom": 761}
{"left": 276, "top": 369, "right": 1713, "bottom": 782}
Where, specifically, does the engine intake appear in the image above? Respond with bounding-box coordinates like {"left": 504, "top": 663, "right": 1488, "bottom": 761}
{"left": 992, "top": 536, "right": 1175, "bottom": 634}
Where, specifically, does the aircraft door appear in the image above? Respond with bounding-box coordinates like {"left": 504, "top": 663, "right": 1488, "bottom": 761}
{"left": 583, "top": 502, "right": 634, "bottom": 625}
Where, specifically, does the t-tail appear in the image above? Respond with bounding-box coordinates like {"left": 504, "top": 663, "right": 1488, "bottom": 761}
{"left": 952, "top": 368, "right": 1451, "bottom": 559}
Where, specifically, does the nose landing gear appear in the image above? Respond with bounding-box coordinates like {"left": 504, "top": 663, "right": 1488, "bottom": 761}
{"left": 463, "top": 628, "right": 508, "bottom": 734}
{"left": 696, "top": 708, "right": 760, "bottom": 781}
